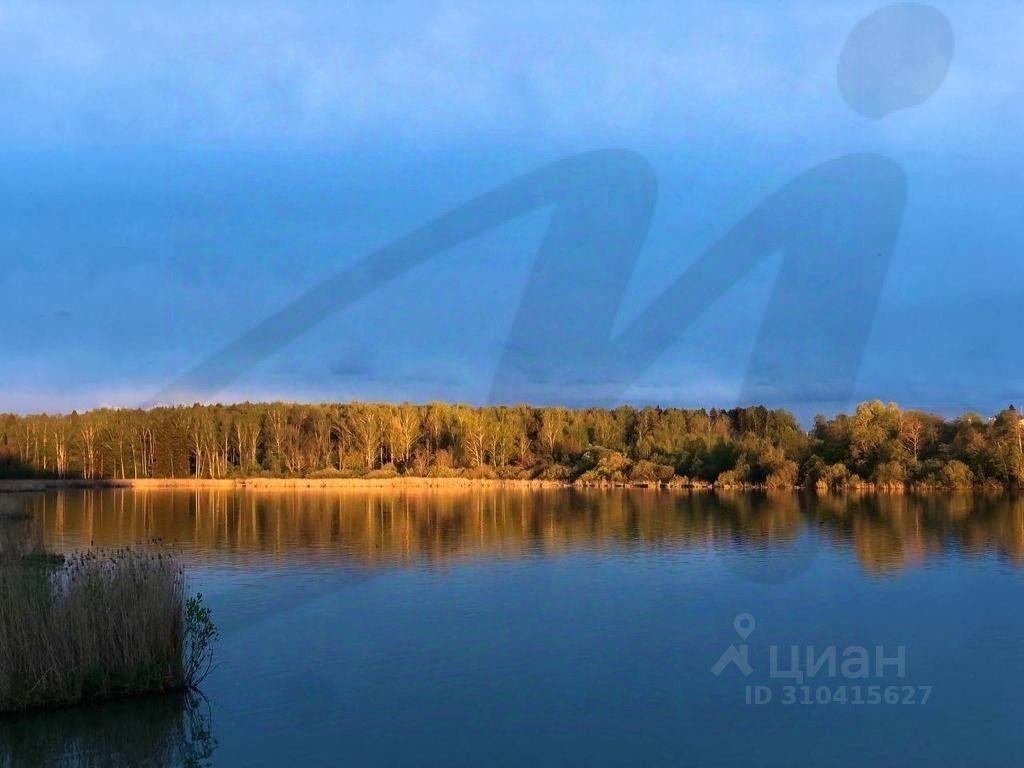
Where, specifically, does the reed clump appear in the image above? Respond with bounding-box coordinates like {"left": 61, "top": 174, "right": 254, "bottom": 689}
{"left": 0, "top": 545, "right": 216, "bottom": 714}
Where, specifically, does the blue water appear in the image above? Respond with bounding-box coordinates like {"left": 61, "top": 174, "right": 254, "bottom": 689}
{"left": 2, "top": 489, "right": 1023, "bottom": 766}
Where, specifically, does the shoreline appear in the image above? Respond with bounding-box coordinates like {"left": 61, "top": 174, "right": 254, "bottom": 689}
{"left": 0, "top": 477, "right": 570, "bottom": 492}
{"left": 0, "top": 476, "right": 1002, "bottom": 494}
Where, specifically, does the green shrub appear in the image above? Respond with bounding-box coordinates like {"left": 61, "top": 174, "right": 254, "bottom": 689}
{"left": 307, "top": 467, "right": 364, "bottom": 479}
{"left": 426, "top": 464, "right": 461, "bottom": 478}
{"left": 939, "top": 460, "right": 975, "bottom": 490}
{"left": 532, "top": 463, "right": 571, "bottom": 481}
{"left": 815, "top": 462, "right": 851, "bottom": 491}
{"left": 765, "top": 459, "right": 799, "bottom": 489}
{"left": 493, "top": 465, "right": 528, "bottom": 480}
{"left": 715, "top": 458, "right": 751, "bottom": 488}
{"left": 460, "top": 465, "right": 498, "bottom": 480}
{"left": 573, "top": 449, "right": 631, "bottom": 485}
{"left": 872, "top": 461, "right": 907, "bottom": 487}
{"left": 365, "top": 463, "right": 399, "bottom": 479}
{"left": 627, "top": 460, "right": 676, "bottom": 484}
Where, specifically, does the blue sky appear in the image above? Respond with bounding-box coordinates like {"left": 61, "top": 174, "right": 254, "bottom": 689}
{"left": 1, "top": 1, "right": 1022, "bottom": 418}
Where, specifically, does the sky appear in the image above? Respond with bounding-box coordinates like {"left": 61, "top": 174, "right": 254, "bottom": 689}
{"left": 1, "top": 0, "right": 1022, "bottom": 420}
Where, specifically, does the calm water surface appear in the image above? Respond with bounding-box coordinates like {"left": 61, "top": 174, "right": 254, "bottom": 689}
{"left": 2, "top": 488, "right": 1024, "bottom": 767}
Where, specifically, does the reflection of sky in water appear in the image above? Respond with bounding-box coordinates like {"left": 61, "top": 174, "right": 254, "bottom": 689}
{"left": 6, "top": 489, "right": 1024, "bottom": 765}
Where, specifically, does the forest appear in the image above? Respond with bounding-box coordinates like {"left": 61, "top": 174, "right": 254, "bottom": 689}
{"left": 1, "top": 400, "right": 1022, "bottom": 491}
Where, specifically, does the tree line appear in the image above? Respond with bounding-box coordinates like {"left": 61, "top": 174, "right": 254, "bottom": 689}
{"left": 1, "top": 400, "right": 1022, "bottom": 490}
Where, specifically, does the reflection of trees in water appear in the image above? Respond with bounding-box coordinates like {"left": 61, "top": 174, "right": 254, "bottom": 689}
{"left": 0, "top": 691, "right": 215, "bottom": 768}
{"left": 0, "top": 497, "right": 45, "bottom": 562}
{"left": 17, "top": 489, "right": 1024, "bottom": 575}
{"left": 813, "top": 493, "right": 1024, "bottom": 574}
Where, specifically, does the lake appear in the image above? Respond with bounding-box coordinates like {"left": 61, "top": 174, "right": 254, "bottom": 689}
{"left": 2, "top": 488, "right": 1024, "bottom": 766}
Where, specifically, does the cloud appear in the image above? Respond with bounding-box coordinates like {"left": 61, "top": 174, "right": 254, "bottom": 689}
{"left": 3, "top": 1, "right": 1024, "bottom": 416}
{"left": 0, "top": 0, "right": 992, "bottom": 150}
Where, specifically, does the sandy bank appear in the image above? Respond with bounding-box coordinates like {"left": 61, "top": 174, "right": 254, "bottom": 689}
{"left": 0, "top": 477, "right": 571, "bottom": 492}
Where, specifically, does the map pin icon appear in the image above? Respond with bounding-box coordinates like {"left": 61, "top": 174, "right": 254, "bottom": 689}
{"left": 734, "top": 613, "right": 756, "bottom": 640}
